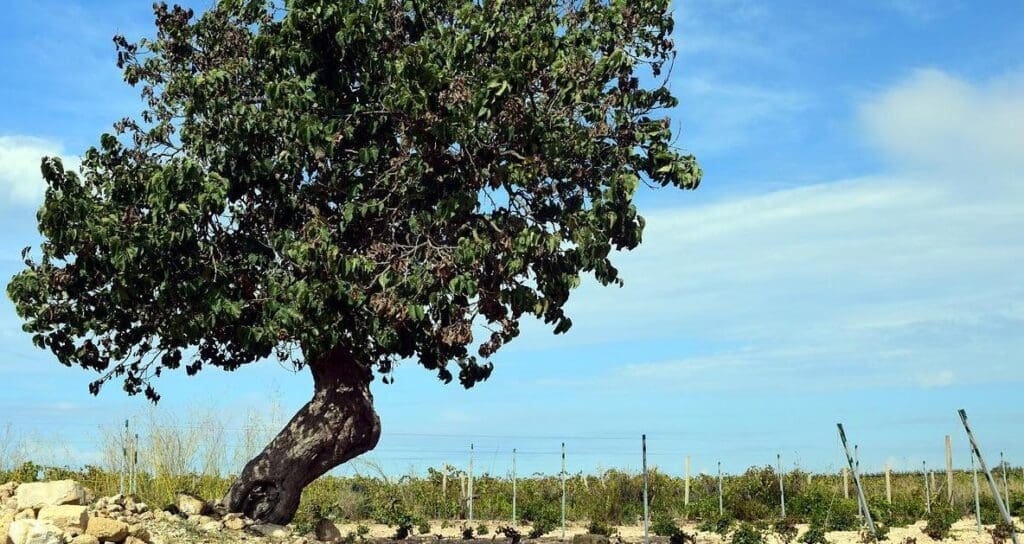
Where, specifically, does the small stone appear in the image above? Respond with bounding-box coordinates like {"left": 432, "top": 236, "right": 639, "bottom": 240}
{"left": 70, "top": 535, "right": 100, "bottom": 544}
{"left": 224, "top": 517, "right": 247, "bottom": 531}
{"left": 314, "top": 518, "right": 341, "bottom": 542}
{"left": 37, "top": 504, "right": 88, "bottom": 532}
{"left": 128, "top": 523, "right": 149, "bottom": 540}
{"left": 251, "top": 523, "right": 291, "bottom": 538}
{"left": 124, "top": 536, "right": 148, "bottom": 544}
{"left": 201, "top": 520, "right": 223, "bottom": 532}
{"left": 15, "top": 481, "right": 86, "bottom": 510}
{"left": 138, "top": 511, "right": 154, "bottom": 521}
{"left": 0, "top": 482, "right": 18, "bottom": 501}
{"left": 175, "top": 494, "right": 209, "bottom": 517}
{"left": 7, "top": 519, "right": 63, "bottom": 544}
{"left": 85, "top": 516, "right": 129, "bottom": 543}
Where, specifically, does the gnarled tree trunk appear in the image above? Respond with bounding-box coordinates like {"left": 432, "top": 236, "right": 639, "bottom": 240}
{"left": 224, "top": 346, "right": 381, "bottom": 524}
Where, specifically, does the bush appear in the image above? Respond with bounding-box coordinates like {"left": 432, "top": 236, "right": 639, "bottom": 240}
{"left": 418, "top": 521, "right": 432, "bottom": 535}
{"left": 528, "top": 518, "right": 557, "bottom": 539}
{"left": 462, "top": 526, "right": 475, "bottom": 540}
{"left": 477, "top": 523, "right": 490, "bottom": 536}
{"left": 773, "top": 519, "right": 799, "bottom": 544}
{"left": 860, "top": 523, "right": 890, "bottom": 543}
{"left": 588, "top": 520, "right": 615, "bottom": 537}
{"left": 989, "top": 520, "right": 1018, "bottom": 544}
{"left": 800, "top": 524, "right": 829, "bottom": 544}
{"left": 923, "top": 508, "right": 958, "bottom": 540}
{"left": 652, "top": 516, "right": 683, "bottom": 537}
{"left": 499, "top": 526, "right": 523, "bottom": 544}
{"left": 731, "top": 523, "right": 766, "bottom": 544}
{"left": 698, "top": 514, "right": 736, "bottom": 536}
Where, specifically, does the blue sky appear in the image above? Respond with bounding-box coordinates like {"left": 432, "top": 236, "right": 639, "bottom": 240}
{"left": 1, "top": 0, "right": 1023, "bottom": 479}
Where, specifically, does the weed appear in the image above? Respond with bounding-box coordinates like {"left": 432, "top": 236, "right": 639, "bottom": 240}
{"left": 799, "top": 524, "right": 829, "bottom": 544}
{"left": 731, "top": 522, "right": 766, "bottom": 544}
{"left": 463, "top": 526, "right": 475, "bottom": 540}
{"left": 499, "top": 526, "right": 524, "bottom": 544}
{"left": 922, "top": 507, "right": 958, "bottom": 540}
{"left": 773, "top": 519, "right": 799, "bottom": 544}
{"left": 587, "top": 520, "right": 615, "bottom": 537}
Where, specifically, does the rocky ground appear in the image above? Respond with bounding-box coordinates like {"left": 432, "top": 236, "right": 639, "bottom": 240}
{"left": 0, "top": 479, "right": 1014, "bottom": 544}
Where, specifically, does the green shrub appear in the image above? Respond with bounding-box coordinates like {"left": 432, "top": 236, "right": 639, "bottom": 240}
{"left": 499, "top": 526, "right": 523, "bottom": 544}
{"left": 418, "top": 521, "right": 432, "bottom": 535}
{"left": 477, "top": 523, "right": 490, "bottom": 536}
{"left": 731, "top": 523, "right": 766, "bottom": 544}
{"left": 652, "top": 516, "right": 682, "bottom": 537}
{"left": 773, "top": 519, "right": 798, "bottom": 544}
{"left": 799, "top": 524, "right": 829, "bottom": 544}
{"left": 923, "top": 508, "right": 958, "bottom": 540}
{"left": 462, "top": 526, "right": 475, "bottom": 540}
{"left": 528, "top": 518, "right": 557, "bottom": 539}
{"left": 587, "top": 520, "right": 614, "bottom": 537}
{"left": 698, "top": 514, "right": 735, "bottom": 536}
{"left": 860, "top": 523, "right": 890, "bottom": 543}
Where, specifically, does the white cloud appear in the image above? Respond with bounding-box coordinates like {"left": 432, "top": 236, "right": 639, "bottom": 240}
{"left": 514, "top": 69, "right": 1024, "bottom": 392}
{"left": 859, "top": 68, "right": 1024, "bottom": 178}
{"left": 0, "top": 135, "right": 73, "bottom": 206}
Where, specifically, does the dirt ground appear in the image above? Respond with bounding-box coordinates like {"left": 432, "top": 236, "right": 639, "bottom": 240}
{"left": 334, "top": 518, "right": 1011, "bottom": 544}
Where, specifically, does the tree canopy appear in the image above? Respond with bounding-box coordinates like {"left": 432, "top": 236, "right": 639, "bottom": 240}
{"left": 8, "top": 0, "right": 700, "bottom": 401}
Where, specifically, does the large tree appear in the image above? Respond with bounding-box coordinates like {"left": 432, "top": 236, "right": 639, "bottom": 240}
{"left": 7, "top": 0, "right": 699, "bottom": 523}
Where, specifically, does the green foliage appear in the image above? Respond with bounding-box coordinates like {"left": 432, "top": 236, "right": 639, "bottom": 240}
{"left": 652, "top": 515, "right": 682, "bottom": 537}
{"left": 498, "top": 526, "right": 523, "bottom": 544}
{"left": 989, "top": 520, "right": 1018, "bottom": 544}
{"left": 860, "top": 523, "right": 890, "bottom": 543}
{"left": 528, "top": 517, "right": 557, "bottom": 539}
{"left": 773, "top": 519, "right": 799, "bottom": 544}
{"left": 8, "top": 0, "right": 700, "bottom": 402}
{"left": 418, "top": 521, "right": 432, "bottom": 535}
{"left": 922, "top": 507, "right": 958, "bottom": 540}
{"left": 587, "top": 519, "right": 615, "bottom": 537}
{"left": 697, "top": 514, "right": 735, "bottom": 536}
{"left": 731, "top": 523, "right": 766, "bottom": 544}
{"left": 462, "top": 526, "right": 475, "bottom": 540}
{"left": 799, "top": 524, "right": 830, "bottom": 544}
{"left": 476, "top": 523, "right": 490, "bottom": 536}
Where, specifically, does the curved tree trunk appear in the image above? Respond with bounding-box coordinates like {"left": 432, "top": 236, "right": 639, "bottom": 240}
{"left": 224, "top": 346, "right": 381, "bottom": 524}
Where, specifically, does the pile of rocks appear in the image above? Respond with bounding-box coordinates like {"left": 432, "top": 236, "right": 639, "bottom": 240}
{"left": 0, "top": 480, "right": 326, "bottom": 544}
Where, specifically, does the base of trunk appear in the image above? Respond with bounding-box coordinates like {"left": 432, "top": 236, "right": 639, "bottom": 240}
{"left": 224, "top": 347, "right": 381, "bottom": 524}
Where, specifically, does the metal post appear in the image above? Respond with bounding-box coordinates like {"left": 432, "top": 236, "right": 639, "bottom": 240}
{"left": 468, "top": 443, "right": 474, "bottom": 523}
{"left": 856, "top": 446, "right": 864, "bottom": 518}
{"left": 959, "top": 409, "right": 1018, "bottom": 544}
{"left": 561, "top": 443, "right": 566, "bottom": 541}
{"left": 642, "top": 435, "right": 650, "bottom": 544}
{"left": 1002, "top": 452, "right": 1010, "bottom": 512}
{"left": 778, "top": 454, "right": 787, "bottom": 519}
{"left": 837, "top": 424, "right": 877, "bottom": 537}
{"left": 924, "top": 461, "right": 931, "bottom": 514}
{"left": 718, "top": 461, "right": 724, "bottom": 517}
{"left": 512, "top": 448, "right": 517, "bottom": 525}
{"left": 972, "top": 450, "right": 982, "bottom": 534}
{"left": 946, "top": 436, "right": 954, "bottom": 504}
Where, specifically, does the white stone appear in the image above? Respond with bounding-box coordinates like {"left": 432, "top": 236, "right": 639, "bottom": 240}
{"left": 7, "top": 519, "right": 63, "bottom": 544}
{"left": 37, "top": 504, "right": 88, "bottom": 532}
{"left": 15, "top": 481, "right": 86, "bottom": 510}
{"left": 251, "top": 523, "right": 291, "bottom": 538}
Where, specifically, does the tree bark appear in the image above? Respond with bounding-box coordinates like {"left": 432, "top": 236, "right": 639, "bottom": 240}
{"left": 224, "top": 346, "right": 381, "bottom": 524}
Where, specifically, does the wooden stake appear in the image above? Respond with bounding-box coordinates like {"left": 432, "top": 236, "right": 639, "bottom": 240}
{"left": 843, "top": 467, "right": 850, "bottom": 499}
{"left": 778, "top": 454, "right": 787, "bottom": 519}
{"left": 512, "top": 449, "right": 517, "bottom": 525}
{"left": 718, "top": 461, "right": 724, "bottom": 517}
{"left": 468, "top": 443, "right": 475, "bottom": 523}
{"left": 924, "top": 461, "right": 932, "bottom": 514}
{"left": 642, "top": 435, "right": 650, "bottom": 544}
{"left": 561, "top": 443, "right": 566, "bottom": 541}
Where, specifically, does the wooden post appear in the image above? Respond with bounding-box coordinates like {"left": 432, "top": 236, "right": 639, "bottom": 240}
{"left": 778, "top": 454, "right": 787, "bottom": 519}
{"left": 684, "top": 455, "right": 691, "bottom": 508}
{"left": 718, "top": 461, "right": 724, "bottom": 516}
{"left": 642, "top": 435, "right": 650, "bottom": 544}
{"left": 959, "top": 409, "right": 1018, "bottom": 544}
{"left": 561, "top": 443, "right": 566, "bottom": 541}
{"left": 468, "top": 443, "right": 474, "bottom": 523}
{"left": 885, "top": 463, "right": 892, "bottom": 504}
{"left": 807, "top": 473, "right": 812, "bottom": 486}
{"left": 946, "top": 435, "right": 954, "bottom": 504}
{"left": 972, "top": 450, "right": 982, "bottom": 534}
{"left": 843, "top": 467, "right": 850, "bottom": 499}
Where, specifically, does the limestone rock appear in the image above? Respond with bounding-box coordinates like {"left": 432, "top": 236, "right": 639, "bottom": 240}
{"left": 13, "top": 509, "right": 34, "bottom": 520}
{"left": 70, "top": 535, "right": 100, "bottom": 544}
{"left": 0, "top": 482, "right": 18, "bottom": 502}
{"left": 7, "top": 519, "right": 63, "bottom": 544}
{"left": 37, "top": 504, "right": 88, "bottom": 532}
{"left": 251, "top": 523, "right": 291, "bottom": 538}
{"left": 85, "top": 516, "right": 128, "bottom": 543}
{"left": 314, "top": 518, "right": 341, "bottom": 542}
{"left": 174, "top": 494, "right": 208, "bottom": 517}
{"left": 573, "top": 534, "right": 611, "bottom": 544}
{"left": 15, "top": 481, "right": 85, "bottom": 510}
{"left": 224, "top": 517, "right": 247, "bottom": 531}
